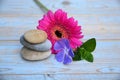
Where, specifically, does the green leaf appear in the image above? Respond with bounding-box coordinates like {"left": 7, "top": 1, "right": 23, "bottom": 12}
{"left": 73, "top": 54, "right": 81, "bottom": 61}
{"left": 81, "top": 50, "right": 94, "bottom": 62}
{"left": 73, "top": 38, "right": 96, "bottom": 62}
{"left": 73, "top": 48, "right": 82, "bottom": 61}
{"left": 82, "top": 38, "right": 96, "bottom": 52}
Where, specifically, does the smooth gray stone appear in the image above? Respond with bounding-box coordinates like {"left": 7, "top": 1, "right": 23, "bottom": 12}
{"left": 20, "top": 36, "right": 52, "bottom": 51}
{"left": 21, "top": 47, "right": 51, "bottom": 61}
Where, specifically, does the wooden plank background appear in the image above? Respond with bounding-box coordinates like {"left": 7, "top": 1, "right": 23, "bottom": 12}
{"left": 0, "top": 0, "right": 120, "bottom": 80}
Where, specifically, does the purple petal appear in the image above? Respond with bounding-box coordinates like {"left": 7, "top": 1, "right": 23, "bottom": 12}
{"left": 54, "top": 39, "right": 65, "bottom": 50}
{"left": 69, "top": 49, "right": 74, "bottom": 57}
{"left": 63, "top": 39, "right": 70, "bottom": 49}
{"left": 63, "top": 54, "right": 72, "bottom": 64}
{"left": 55, "top": 50, "right": 64, "bottom": 62}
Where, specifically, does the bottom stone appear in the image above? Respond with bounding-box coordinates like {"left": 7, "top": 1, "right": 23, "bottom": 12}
{"left": 21, "top": 47, "right": 51, "bottom": 61}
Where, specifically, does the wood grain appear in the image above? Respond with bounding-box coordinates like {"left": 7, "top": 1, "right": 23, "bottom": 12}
{"left": 0, "top": 25, "right": 120, "bottom": 40}
{"left": 0, "top": 41, "right": 120, "bottom": 75}
{"left": 0, "top": 0, "right": 120, "bottom": 15}
{"left": 0, "top": 0, "right": 120, "bottom": 79}
{"left": 0, "top": 74, "right": 120, "bottom": 80}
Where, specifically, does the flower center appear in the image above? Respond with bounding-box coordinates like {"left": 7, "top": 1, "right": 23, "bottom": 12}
{"left": 55, "top": 30, "right": 62, "bottom": 38}
{"left": 64, "top": 47, "right": 69, "bottom": 54}
{"left": 50, "top": 25, "right": 68, "bottom": 40}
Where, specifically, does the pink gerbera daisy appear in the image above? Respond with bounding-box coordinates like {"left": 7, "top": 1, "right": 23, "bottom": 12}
{"left": 37, "top": 9, "right": 83, "bottom": 54}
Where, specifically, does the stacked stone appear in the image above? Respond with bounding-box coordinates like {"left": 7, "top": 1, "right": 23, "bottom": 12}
{"left": 20, "top": 30, "right": 52, "bottom": 60}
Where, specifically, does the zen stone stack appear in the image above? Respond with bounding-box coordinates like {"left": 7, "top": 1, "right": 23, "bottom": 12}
{"left": 20, "top": 29, "right": 52, "bottom": 60}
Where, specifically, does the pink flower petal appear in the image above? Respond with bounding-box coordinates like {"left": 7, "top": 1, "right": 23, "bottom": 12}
{"left": 54, "top": 9, "right": 63, "bottom": 21}
{"left": 47, "top": 10, "right": 55, "bottom": 22}
{"left": 37, "top": 9, "right": 83, "bottom": 53}
{"left": 70, "top": 38, "right": 83, "bottom": 47}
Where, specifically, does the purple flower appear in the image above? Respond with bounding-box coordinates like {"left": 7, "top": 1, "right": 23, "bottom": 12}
{"left": 54, "top": 38, "right": 74, "bottom": 64}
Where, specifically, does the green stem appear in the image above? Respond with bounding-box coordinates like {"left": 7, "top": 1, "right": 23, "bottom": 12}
{"left": 34, "top": 0, "right": 49, "bottom": 12}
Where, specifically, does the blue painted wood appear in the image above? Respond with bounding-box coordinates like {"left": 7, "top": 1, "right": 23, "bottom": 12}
{"left": 0, "top": 0, "right": 120, "bottom": 80}
{"left": 0, "top": 41, "right": 120, "bottom": 75}
{"left": 0, "top": 74, "right": 120, "bottom": 80}
{"left": 0, "top": 0, "right": 120, "bottom": 15}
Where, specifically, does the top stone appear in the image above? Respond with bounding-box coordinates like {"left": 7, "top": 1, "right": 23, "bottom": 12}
{"left": 24, "top": 30, "right": 47, "bottom": 44}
